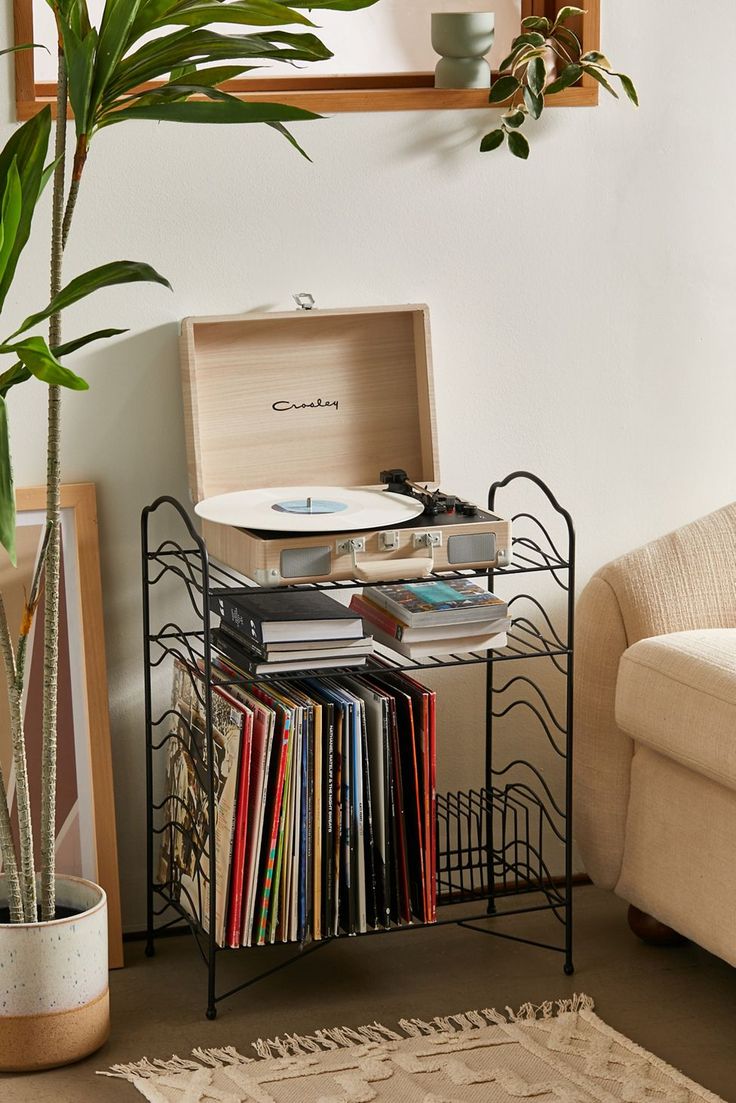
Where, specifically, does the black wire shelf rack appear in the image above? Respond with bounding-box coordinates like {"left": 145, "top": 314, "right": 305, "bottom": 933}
{"left": 142, "top": 471, "right": 575, "bottom": 1019}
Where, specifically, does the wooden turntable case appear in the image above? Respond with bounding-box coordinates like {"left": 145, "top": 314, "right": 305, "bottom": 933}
{"left": 180, "top": 305, "right": 511, "bottom": 584}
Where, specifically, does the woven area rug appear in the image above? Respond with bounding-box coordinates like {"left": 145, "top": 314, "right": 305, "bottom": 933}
{"left": 100, "top": 994, "right": 726, "bottom": 1102}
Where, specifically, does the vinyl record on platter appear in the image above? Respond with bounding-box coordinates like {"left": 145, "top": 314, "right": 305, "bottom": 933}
{"left": 194, "top": 486, "right": 426, "bottom": 533}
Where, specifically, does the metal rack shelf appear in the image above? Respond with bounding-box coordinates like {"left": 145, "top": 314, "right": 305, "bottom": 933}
{"left": 142, "top": 471, "right": 575, "bottom": 1018}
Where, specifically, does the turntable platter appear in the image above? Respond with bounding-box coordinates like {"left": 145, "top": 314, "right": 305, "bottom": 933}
{"left": 194, "top": 486, "right": 426, "bottom": 533}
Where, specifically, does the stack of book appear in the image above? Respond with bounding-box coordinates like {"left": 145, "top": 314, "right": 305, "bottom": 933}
{"left": 210, "top": 588, "right": 373, "bottom": 675}
{"left": 158, "top": 657, "right": 437, "bottom": 947}
{"left": 350, "top": 578, "right": 511, "bottom": 659}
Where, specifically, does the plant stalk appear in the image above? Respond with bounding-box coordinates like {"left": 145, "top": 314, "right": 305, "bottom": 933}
{"left": 0, "top": 596, "right": 25, "bottom": 922}
{"left": 16, "top": 520, "right": 52, "bottom": 690}
{"left": 40, "top": 46, "right": 70, "bottom": 924}
{"left": 0, "top": 595, "right": 36, "bottom": 921}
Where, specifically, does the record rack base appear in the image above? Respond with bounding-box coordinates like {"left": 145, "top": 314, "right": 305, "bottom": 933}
{"left": 142, "top": 471, "right": 575, "bottom": 1020}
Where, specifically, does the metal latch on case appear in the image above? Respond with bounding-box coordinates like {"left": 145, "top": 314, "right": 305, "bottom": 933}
{"left": 336, "top": 537, "right": 434, "bottom": 583}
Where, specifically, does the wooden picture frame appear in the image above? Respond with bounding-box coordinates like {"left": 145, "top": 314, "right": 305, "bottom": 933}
{"left": 0, "top": 484, "right": 123, "bottom": 968}
{"left": 13, "top": 0, "right": 600, "bottom": 119}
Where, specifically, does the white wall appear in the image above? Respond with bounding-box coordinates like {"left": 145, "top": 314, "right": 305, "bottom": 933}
{"left": 2, "top": 0, "right": 735, "bottom": 930}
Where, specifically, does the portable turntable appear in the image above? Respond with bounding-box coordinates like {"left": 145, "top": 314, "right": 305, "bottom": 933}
{"left": 180, "top": 304, "right": 511, "bottom": 585}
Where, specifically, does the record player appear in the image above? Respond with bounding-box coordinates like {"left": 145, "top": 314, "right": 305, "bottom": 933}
{"left": 180, "top": 304, "right": 511, "bottom": 586}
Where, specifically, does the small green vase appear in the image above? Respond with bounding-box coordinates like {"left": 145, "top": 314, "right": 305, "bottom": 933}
{"left": 432, "top": 12, "right": 495, "bottom": 90}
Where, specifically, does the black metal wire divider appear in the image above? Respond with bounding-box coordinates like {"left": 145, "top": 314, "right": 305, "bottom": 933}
{"left": 142, "top": 471, "right": 575, "bottom": 1019}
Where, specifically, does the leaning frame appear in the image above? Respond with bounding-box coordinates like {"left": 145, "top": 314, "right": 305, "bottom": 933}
{"left": 2, "top": 483, "right": 123, "bottom": 966}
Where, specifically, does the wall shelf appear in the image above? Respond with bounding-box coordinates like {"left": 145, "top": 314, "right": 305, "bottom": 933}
{"left": 14, "top": 0, "right": 601, "bottom": 119}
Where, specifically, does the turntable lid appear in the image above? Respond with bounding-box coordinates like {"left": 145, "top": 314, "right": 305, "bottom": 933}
{"left": 180, "top": 304, "right": 439, "bottom": 502}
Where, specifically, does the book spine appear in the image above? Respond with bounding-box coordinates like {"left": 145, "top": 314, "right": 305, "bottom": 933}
{"left": 360, "top": 708, "right": 379, "bottom": 929}
{"left": 211, "top": 630, "right": 261, "bottom": 674}
{"left": 350, "top": 594, "right": 403, "bottom": 639}
{"left": 210, "top": 594, "right": 265, "bottom": 645}
{"left": 226, "top": 721, "right": 252, "bottom": 948}
{"left": 333, "top": 712, "right": 343, "bottom": 937}
{"left": 216, "top": 621, "right": 267, "bottom": 660}
{"left": 256, "top": 718, "right": 291, "bottom": 945}
{"left": 323, "top": 706, "right": 335, "bottom": 939}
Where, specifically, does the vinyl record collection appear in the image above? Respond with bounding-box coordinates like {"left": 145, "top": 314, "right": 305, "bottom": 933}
{"left": 159, "top": 652, "right": 437, "bottom": 947}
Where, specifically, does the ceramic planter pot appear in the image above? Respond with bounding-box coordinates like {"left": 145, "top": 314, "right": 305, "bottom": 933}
{"left": 0, "top": 875, "right": 109, "bottom": 1072}
{"left": 432, "top": 12, "right": 495, "bottom": 89}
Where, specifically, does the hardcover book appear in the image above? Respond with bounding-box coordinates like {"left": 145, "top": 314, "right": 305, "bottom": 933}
{"left": 211, "top": 626, "right": 369, "bottom": 674}
{"left": 351, "top": 592, "right": 509, "bottom": 643}
{"left": 368, "top": 579, "right": 508, "bottom": 628}
{"left": 210, "top": 588, "right": 363, "bottom": 644}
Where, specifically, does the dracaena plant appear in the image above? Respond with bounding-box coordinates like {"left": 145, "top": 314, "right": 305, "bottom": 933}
{"left": 0, "top": 102, "right": 170, "bottom": 926}
{"left": 0, "top": 0, "right": 376, "bottom": 925}
{"left": 481, "top": 6, "right": 638, "bottom": 159}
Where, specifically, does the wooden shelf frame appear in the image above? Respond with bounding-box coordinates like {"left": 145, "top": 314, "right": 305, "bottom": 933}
{"left": 13, "top": 0, "right": 600, "bottom": 119}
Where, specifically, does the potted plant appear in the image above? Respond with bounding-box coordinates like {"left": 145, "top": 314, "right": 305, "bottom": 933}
{"left": 481, "top": 6, "right": 638, "bottom": 158}
{"left": 0, "top": 0, "right": 375, "bottom": 1072}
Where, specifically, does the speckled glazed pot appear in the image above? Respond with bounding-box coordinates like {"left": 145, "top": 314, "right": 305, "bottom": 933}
{"left": 0, "top": 875, "right": 109, "bottom": 1072}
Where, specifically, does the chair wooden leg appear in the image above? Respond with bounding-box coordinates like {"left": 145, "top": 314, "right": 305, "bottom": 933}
{"left": 627, "top": 904, "right": 687, "bottom": 947}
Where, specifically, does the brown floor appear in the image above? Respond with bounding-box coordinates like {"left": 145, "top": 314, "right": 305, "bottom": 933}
{"left": 3, "top": 886, "right": 736, "bottom": 1102}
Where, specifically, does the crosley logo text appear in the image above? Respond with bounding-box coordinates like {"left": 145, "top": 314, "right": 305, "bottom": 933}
{"left": 272, "top": 398, "right": 339, "bottom": 412}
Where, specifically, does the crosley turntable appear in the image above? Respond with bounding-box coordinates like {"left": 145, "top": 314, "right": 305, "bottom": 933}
{"left": 180, "top": 304, "right": 511, "bottom": 585}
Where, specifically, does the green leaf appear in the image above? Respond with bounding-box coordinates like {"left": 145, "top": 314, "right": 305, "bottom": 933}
{"left": 523, "top": 84, "right": 543, "bottom": 119}
{"left": 581, "top": 50, "right": 611, "bottom": 68}
{"left": 149, "top": 2, "right": 316, "bottom": 29}
{"left": 553, "top": 26, "right": 582, "bottom": 59}
{"left": 480, "top": 129, "right": 505, "bottom": 153}
{"left": 39, "top": 155, "right": 63, "bottom": 197}
{"left": 56, "top": 0, "right": 93, "bottom": 39}
{"left": 61, "top": 23, "right": 98, "bottom": 137}
{"left": 53, "top": 328, "right": 128, "bottom": 357}
{"left": 9, "top": 260, "right": 172, "bottom": 339}
{"left": 101, "top": 97, "right": 321, "bottom": 128}
{"left": 266, "top": 121, "right": 312, "bottom": 159}
{"left": 527, "top": 56, "right": 546, "bottom": 96}
{"left": 616, "top": 72, "right": 639, "bottom": 107}
{"left": 508, "top": 130, "right": 530, "bottom": 160}
{"left": 90, "top": 0, "right": 146, "bottom": 120}
{"left": 521, "top": 16, "right": 550, "bottom": 34}
{"left": 0, "top": 396, "right": 15, "bottom": 566}
{"left": 0, "top": 43, "right": 48, "bottom": 57}
{"left": 511, "top": 31, "right": 546, "bottom": 48}
{"left": 554, "top": 6, "right": 586, "bottom": 27}
{"left": 0, "top": 160, "right": 23, "bottom": 289}
{"left": 499, "top": 43, "right": 530, "bottom": 73}
{"left": 14, "top": 337, "right": 89, "bottom": 391}
{"left": 0, "top": 362, "right": 30, "bottom": 399}
{"left": 545, "top": 63, "right": 583, "bottom": 95}
{"left": 502, "top": 109, "right": 526, "bottom": 128}
{"left": 154, "top": 65, "right": 254, "bottom": 94}
{"left": 582, "top": 64, "right": 618, "bottom": 98}
{"left": 0, "top": 107, "right": 51, "bottom": 312}
{"left": 286, "top": 0, "right": 377, "bottom": 7}
{"left": 489, "top": 75, "right": 521, "bottom": 104}
{"left": 106, "top": 28, "right": 332, "bottom": 100}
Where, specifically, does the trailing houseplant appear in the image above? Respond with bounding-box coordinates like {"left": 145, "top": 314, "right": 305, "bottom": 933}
{"left": 481, "top": 6, "right": 638, "bottom": 159}
{"left": 0, "top": 0, "right": 375, "bottom": 1070}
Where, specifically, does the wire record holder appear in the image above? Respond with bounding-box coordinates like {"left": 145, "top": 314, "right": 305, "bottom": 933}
{"left": 142, "top": 471, "right": 575, "bottom": 1019}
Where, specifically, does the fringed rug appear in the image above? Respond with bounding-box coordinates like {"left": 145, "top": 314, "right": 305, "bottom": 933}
{"left": 100, "top": 994, "right": 726, "bottom": 1102}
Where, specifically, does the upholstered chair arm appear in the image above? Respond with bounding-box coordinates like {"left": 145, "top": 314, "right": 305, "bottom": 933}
{"left": 574, "top": 575, "right": 632, "bottom": 889}
{"left": 574, "top": 502, "right": 736, "bottom": 890}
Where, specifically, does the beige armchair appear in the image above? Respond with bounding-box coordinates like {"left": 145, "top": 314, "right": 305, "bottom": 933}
{"left": 574, "top": 503, "right": 736, "bottom": 963}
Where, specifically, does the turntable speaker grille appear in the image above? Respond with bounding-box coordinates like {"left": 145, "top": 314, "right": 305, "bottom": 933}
{"left": 447, "top": 533, "right": 496, "bottom": 565}
{"left": 281, "top": 546, "right": 332, "bottom": 579}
